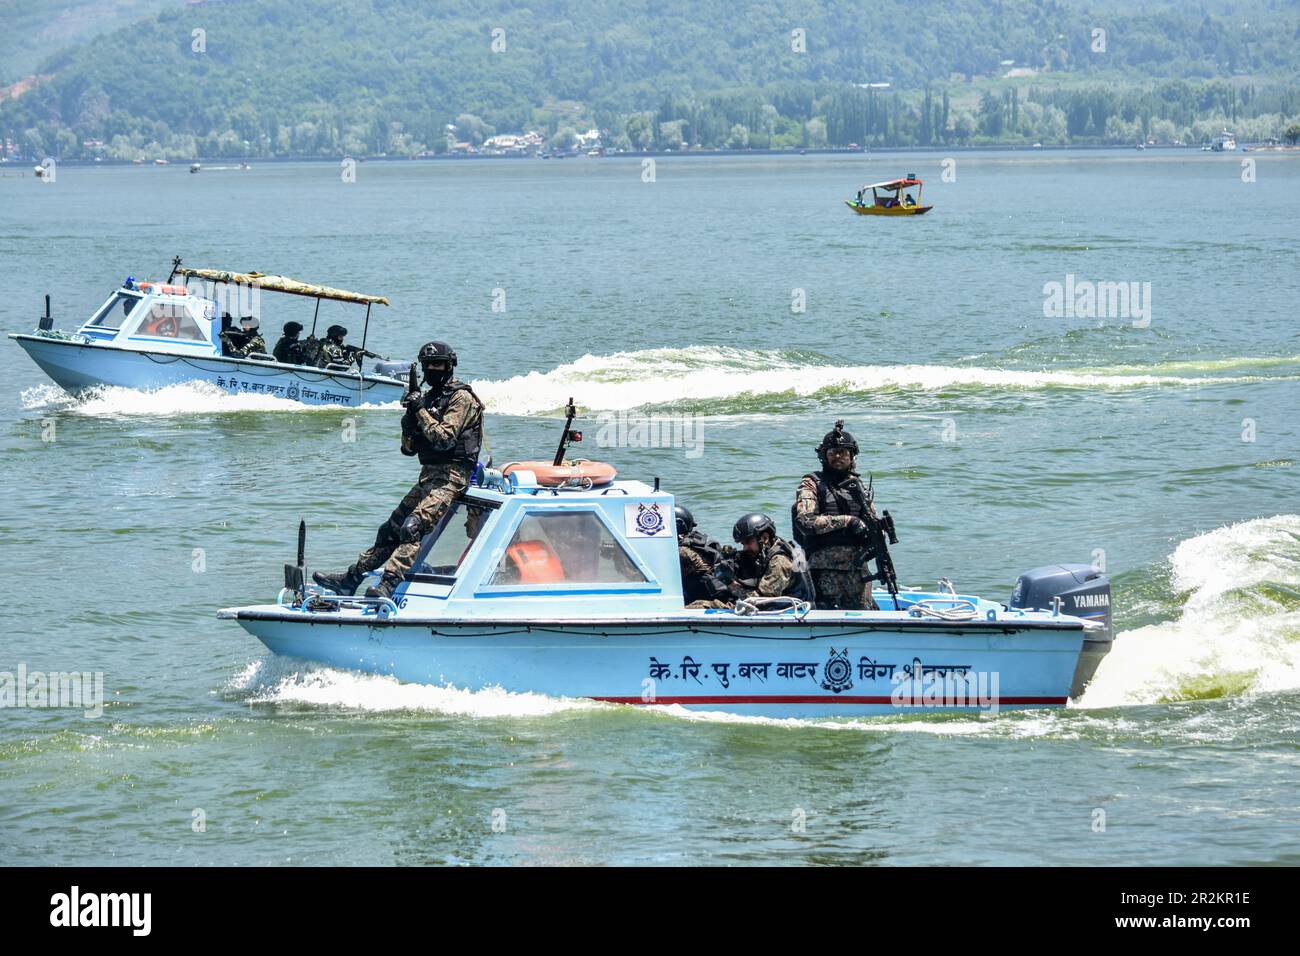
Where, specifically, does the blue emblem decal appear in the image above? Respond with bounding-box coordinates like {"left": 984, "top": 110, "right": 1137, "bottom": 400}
{"left": 635, "top": 503, "right": 666, "bottom": 535}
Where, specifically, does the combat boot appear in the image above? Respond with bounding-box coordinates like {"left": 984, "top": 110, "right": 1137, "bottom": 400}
{"left": 365, "top": 572, "right": 402, "bottom": 600}
{"left": 312, "top": 565, "right": 365, "bottom": 595}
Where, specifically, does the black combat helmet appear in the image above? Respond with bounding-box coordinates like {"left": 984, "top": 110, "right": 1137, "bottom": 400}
{"left": 732, "top": 513, "right": 776, "bottom": 544}
{"left": 675, "top": 505, "right": 695, "bottom": 537}
{"left": 418, "top": 341, "right": 457, "bottom": 388}
{"left": 326, "top": 324, "right": 348, "bottom": 342}
{"left": 816, "top": 419, "right": 859, "bottom": 467}
{"left": 283, "top": 321, "right": 303, "bottom": 337}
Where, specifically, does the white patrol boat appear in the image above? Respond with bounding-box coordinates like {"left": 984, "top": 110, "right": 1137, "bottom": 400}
{"left": 10, "top": 259, "right": 406, "bottom": 407}
{"left": 219, "top": 414, "right": 1114, "bottom": 718}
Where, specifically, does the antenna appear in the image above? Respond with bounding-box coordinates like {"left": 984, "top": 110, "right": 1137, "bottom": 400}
{"left": 553, "top": 397, "right": 582, "bottom": 466}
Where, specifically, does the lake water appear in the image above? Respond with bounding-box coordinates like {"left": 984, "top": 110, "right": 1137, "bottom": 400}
{"left": 1, "top": 151, "right": 1298, "bottom": 864}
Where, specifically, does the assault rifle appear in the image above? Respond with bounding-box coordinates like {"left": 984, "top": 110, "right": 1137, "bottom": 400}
{"left": 341, "top": 343, "right": 382, "bottom": 368}
{"left": 400, "top": 362, "right": 420, "bottom": 456}
{"left": 852, "top": 476, "right": 900, "bottom": 601}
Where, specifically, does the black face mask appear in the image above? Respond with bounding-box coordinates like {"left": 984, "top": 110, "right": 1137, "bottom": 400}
{"left": 422, "top": 363, "right": 451, "bottom": 388}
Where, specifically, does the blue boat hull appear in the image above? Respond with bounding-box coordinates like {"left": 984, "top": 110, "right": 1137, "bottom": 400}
{"left": 228, "top": 611, "right": 1084, "bottom": 717}
{"left": 11, "top": 334, "right": 403, "bottom": 407}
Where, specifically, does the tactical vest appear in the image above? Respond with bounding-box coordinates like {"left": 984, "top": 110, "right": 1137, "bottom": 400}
{"left": 274, "top": 338, "right": 305, "bottom": 366}
{"left": 792, "top": 471, "right": 870, "bottom": 555}
{"left": 734, "top": 536, "right": 814, "bottom": 601}
{"left": 680, "top": 529, "right": 722, "bottom": 568}
{"left": 410, "top": 380, "right": 484, "bottom": 467}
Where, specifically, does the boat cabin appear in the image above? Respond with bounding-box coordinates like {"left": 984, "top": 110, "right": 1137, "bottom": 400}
{"left": 399, "top": 468, "right": 685, "bottom": 618}
{"left": 74, "top": 280, "right": 224, "bottom": 354}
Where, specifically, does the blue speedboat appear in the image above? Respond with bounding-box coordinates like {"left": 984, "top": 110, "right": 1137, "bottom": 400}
{"left": 219, "top": 436, "right": 1113, "bottom": 718}
{"left": 10, "top": 262, "right": 406, "bottom": 407}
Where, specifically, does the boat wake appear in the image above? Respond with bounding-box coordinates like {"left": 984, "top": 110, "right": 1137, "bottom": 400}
{"left": 19, "top": 381, "right": 400, "bottom": 416}
{"left": 224, "top": 657, "right": 604, "bottom": 718}
{"left": 472, "top": 346, "right": 1298, "bottom": 415}
{"left": 1078, "top": 514, "right": 1300, "bottom": 709}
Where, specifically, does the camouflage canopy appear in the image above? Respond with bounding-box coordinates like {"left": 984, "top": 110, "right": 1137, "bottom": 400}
{"left": 175, "top": 268, "right": 390, "bottom": 306}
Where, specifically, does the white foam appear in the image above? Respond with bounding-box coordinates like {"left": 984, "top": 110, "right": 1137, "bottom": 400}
{"left": 226, "top": 657, "right": 604, "bottom": 718}
{"left": 1078, "top": 514, "right": 1300, "bottom": 709}
{"left": 20, "top": 380, "right": 399, "bottom": 416}
{"left": 471, "top": 346, "right": 1279, "bottom": 415}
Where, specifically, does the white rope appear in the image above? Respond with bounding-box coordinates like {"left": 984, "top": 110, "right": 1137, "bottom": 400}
{"left": 906, "top": 598, "right": 979, "bottom": 621}
{"left": 733, "top": 596, "right": 813, "bottom": 619}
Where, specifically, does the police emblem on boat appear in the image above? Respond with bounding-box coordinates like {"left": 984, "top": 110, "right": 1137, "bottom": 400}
{"left": 626, "top": 502, "right": 667, "bottom": 537}
{"left": 286, "top": 382, "right": 299, "bottom": 401}
{"left": 821, "top": 648, "right": 854, "bottom": 694}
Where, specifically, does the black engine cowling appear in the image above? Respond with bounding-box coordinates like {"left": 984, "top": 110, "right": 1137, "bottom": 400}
{"left": 1010, "top": 563, "right": 1112, "bottom": 698}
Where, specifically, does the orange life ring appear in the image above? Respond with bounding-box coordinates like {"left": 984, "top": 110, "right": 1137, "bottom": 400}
{"left": 506, "top": 539, "right": 566, "bottom": 583}
{"left": 136, "top": 282, "right": 188, "bottom": 295}
{"left": 502, "top": 459, "right": 617, "bottom": 488}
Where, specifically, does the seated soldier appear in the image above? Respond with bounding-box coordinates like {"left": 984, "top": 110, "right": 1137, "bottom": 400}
{"left": 225, "top": 316, "right": 267, "bottom": 358}
{"left": 273, "top": 321, "right": 306, "bottom": 365}
{"left": 675, "top": 505, "right": 729, "bottom": 605}
{"left": 317, "top": 324, "right": 349, "bottom": 368}
{"left": 689, "top": 513, "right": 811, "bottom": 608}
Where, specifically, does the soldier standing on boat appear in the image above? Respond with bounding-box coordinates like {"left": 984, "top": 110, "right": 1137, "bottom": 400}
{"left": 793, "top": 420, "right": 880, "bottom": 610}
{"left": 272, "top": 321, "right": 306, "bottom": 365}
{"left": 313, "top": 341, "right": 485, "bottom": 600}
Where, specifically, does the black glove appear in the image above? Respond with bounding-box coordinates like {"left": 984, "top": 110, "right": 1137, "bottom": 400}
{"left": 847, "top": 517, "right": 870, "bottom": 538}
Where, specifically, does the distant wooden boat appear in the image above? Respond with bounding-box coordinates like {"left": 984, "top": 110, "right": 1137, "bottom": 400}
{"left": 845, "top": 175, "right": 932, "bottom": 216}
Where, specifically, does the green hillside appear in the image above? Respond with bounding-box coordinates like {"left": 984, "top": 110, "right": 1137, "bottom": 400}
{"left": 3, "top": 0, "right": 1299, "bottom": 159}
{"left": 0, "top": 0, "right": 181, "bottom": 84}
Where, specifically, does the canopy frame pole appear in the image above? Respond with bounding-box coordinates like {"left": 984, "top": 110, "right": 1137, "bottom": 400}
{"left": 360, "top": 302, "right": 372, "bottom": 353}
{"left": 310, "top": 297, "right": 321, "bottom": 336}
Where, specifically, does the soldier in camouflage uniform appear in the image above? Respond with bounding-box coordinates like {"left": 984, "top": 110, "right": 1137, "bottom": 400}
{"left": 313, "top": 341, "right": 485, "bottom": 600}
{"left": 222, "top": 315, "right": 268, "bottom": 357}
{"left": 689, "top": 513, "right": 811, "bottom": 608}
{"left": 676, "top": 504, "right": 729, "bottom": 605}
{"left": 316, "top": 324, "right": 350, "bottom": 367}
{"left": 793, "top": 420, "right": 879, "bottom": 610}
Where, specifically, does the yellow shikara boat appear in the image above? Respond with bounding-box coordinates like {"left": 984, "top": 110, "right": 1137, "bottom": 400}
{"left": 845, "top": 175, "right": 932, "bottom": 216}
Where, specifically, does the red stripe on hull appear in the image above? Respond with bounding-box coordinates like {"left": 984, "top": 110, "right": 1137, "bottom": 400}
{"left": 592, "top": 695, "right": 1068, "bottom": 706}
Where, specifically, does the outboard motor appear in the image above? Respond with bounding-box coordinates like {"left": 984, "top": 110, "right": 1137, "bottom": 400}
{"left": 1009, "top": 564, "right": 1112, "bottom": 698}
{"left": 374, "top": 359, "right": 411, "bottom": 378}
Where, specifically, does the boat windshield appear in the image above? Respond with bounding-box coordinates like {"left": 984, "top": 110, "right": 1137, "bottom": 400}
{"left": 133, "top": 301, "right": 206, "bottom": 341}
{"left": 485, "top": 511, "right": 647, "bottom": 586}
{"left": 411, "top": 499, "right": 492, "bottom": 576}
{"left": 88, "top": 292, "right": 141, "bottom": 329}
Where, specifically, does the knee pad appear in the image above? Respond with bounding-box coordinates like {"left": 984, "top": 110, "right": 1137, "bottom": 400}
{"left": 399, "top": 513, "right": 426, "bottom": 544}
